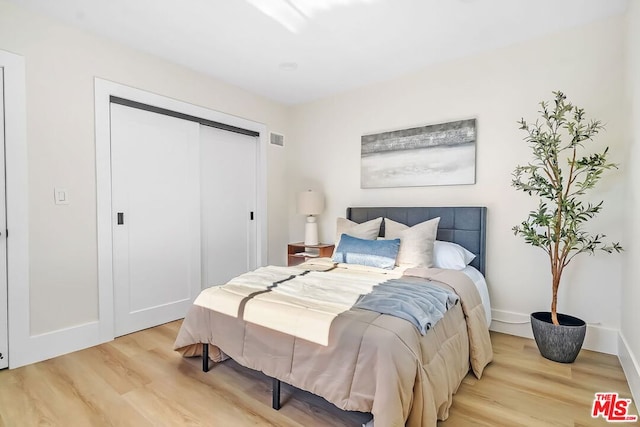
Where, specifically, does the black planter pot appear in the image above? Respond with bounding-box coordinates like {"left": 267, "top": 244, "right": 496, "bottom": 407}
{"left": 530, "top": 311, "right": 586, "bottom": 363}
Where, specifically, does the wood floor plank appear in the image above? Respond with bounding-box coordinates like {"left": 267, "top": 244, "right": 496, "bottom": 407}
{"left": 0, "top": 365, "right": 59, "bottom": 426}
{"left": 76, "top": 343, "right": 152, "bottom": 395}
{"left": 0, "top": 323, "right": 636, "bottom": 426}
{"left": 439, "top": 331, "right": 638, "bottom": 427}
{"left": 16, "top": 361, "right": 106, "bottom": 426}
{"left": 47, "top": 352, "right": 153, "bottom": 427}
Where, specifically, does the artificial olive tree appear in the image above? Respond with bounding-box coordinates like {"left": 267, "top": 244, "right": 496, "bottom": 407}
{"left": 512, "top": 91, "right": 622, "bottom": 326}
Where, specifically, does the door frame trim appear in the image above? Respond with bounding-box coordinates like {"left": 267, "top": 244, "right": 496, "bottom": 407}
{"left": 94, "top": 78, "right": 268, "bottom": 342}
{"left": 1, "top": 50, "right": 29, "bottom": 368}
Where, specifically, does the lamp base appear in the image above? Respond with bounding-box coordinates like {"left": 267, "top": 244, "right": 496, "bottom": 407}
{"left": 304, "top": 216, "right": 319, "bottom": 246}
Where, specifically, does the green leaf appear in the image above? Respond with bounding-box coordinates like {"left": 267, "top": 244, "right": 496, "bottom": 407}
{"left": 512, "top": 91, "right": 623, "bottom": 294}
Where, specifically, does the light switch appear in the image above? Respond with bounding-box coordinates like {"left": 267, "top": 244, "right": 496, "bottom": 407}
{"left": 54, "top": 187, "right": 69, "bottom": 205}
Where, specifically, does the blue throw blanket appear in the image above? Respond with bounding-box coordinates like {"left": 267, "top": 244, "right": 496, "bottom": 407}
{"left": 354, "top": 277, "right": 459, "bottom": 335}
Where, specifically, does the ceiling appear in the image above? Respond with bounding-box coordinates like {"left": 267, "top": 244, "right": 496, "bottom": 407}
{"left": 10, "top": 0, "right": 629, "bottom": 105}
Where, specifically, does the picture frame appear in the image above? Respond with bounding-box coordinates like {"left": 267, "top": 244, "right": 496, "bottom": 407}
{"left": 361, "top": 118, "right": 476, "bottom": 188}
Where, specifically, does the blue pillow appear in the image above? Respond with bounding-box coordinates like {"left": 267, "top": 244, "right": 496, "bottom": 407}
{"left": 332, "top": 234, "right": 400, "bottom": 270}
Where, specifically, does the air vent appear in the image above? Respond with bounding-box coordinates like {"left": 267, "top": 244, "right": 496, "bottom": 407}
{"left": 270, "top": 132, "right": 285, "bottom": 147}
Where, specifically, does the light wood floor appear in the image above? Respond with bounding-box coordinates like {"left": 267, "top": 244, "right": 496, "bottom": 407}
{"left": 0, "top": 320, "right": 636, "bottom": 426}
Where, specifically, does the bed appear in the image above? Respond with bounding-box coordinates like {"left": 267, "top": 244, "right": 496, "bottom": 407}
{"left": 174, "top": 206, "right": 493, "bottom": 426}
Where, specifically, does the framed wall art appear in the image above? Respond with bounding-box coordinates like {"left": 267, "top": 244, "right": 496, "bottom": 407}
{"left": 361, "top": 118, "right": 476, "bottom": 188}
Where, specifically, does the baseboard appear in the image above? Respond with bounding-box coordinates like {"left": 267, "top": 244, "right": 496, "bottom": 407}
{"left": 619, "top": 332, "right": 640, "bottom": 405}
{"left": 9, "top": 320, "right": 109, "bottom": 368}
{"left": 490, "top": 309, "right": 618, "bottom": 355}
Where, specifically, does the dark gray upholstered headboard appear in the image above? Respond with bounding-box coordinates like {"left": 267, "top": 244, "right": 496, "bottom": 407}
{"left": 346, "top": 206, "right": 487, "bottom": 275}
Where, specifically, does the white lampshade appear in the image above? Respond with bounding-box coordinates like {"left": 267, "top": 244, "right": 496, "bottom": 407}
{"left": 297, "top": 190, "right": 324, "bottom": 216}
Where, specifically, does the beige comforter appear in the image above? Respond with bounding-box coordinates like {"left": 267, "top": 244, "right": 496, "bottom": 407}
{"left": 174, "top": 261, "right": 492, "bottom": 427}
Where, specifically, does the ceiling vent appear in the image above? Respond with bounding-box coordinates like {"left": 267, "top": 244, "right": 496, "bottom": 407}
{"left": 270, "top": 132, "right": 285, "bottom": 147}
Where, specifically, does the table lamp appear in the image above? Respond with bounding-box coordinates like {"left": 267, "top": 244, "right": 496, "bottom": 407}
{"left": 297, "top": 190, "right": 324, "bottom": 245}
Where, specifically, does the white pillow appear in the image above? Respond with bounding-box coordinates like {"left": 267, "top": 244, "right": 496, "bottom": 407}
{"left": 433, "top": 240, "right": 476, "bottom": 270}
{"left": 384, "top": 217, "right": 440, "bottom": 268}
{"left": 334, "top": 217, "right": 383, "bottom": 245}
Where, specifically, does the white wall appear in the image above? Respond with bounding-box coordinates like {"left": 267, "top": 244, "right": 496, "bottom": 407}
{"left": 288, "top": 16, "right": 627, "bottom": 354}
{"left": 621, "top": 1, "right": 640, "bottom": 404}
{"left": 0, "top": 0, "right": 632, "bottom": 370}
{"left": 0, "top": 0, "right": 290, "bottom": 346}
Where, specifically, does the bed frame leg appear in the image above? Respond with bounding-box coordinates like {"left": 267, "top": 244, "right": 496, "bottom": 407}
{"left": 202, "top": 343, "right": 209, "bottom": 372}
{"left": 272, "top": 378, "right": 281, "bottom": 410}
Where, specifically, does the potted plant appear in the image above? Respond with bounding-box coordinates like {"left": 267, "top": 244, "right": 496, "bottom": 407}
{"left": 511, "top": 91, "right": 623, "bottom": 363}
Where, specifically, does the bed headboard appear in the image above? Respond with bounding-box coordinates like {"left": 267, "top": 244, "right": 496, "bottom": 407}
{"left": 346, "top": 206, "right": 487, "bottom": 275}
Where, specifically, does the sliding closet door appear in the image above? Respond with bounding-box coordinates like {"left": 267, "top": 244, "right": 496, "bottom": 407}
{"left": 0, "top": 69, "right": 8, "bottom": 369}
{"left": 200, "top": 126, "right": 257, "bottom": 288}
{"left": 111, "top": 104, "right": 201, "bottom": 337}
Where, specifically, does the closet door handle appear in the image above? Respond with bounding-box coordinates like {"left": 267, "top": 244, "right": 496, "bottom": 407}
{"left": 117, "top": 212, "right": 124, "bottom": 225}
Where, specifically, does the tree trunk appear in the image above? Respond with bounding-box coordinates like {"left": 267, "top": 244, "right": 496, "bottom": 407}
{"left": 551, "top": 272, "right": 560, "bottom": 325}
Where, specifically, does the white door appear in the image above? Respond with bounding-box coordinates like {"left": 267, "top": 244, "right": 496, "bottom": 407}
{"left": 0, "top": 69, "right": 8, "bottom": 369}
{"left": 200, "top": 126, "right": 257, "bottom": 287}
{"left": 111, "top": 104, "right": 201, "bottom": 337}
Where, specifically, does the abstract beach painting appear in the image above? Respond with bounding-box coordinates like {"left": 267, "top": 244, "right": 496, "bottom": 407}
{"left": 361, "top": 119, "right": 476, "bottom": 188}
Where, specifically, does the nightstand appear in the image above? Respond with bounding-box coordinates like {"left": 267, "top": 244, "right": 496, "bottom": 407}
{"left": 287, "top": 242, "right": 335, "bottom": 266}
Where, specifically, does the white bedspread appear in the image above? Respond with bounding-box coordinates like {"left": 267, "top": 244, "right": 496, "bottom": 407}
{"left": 194, "top": 262, "right": 403, "bottom": 345}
